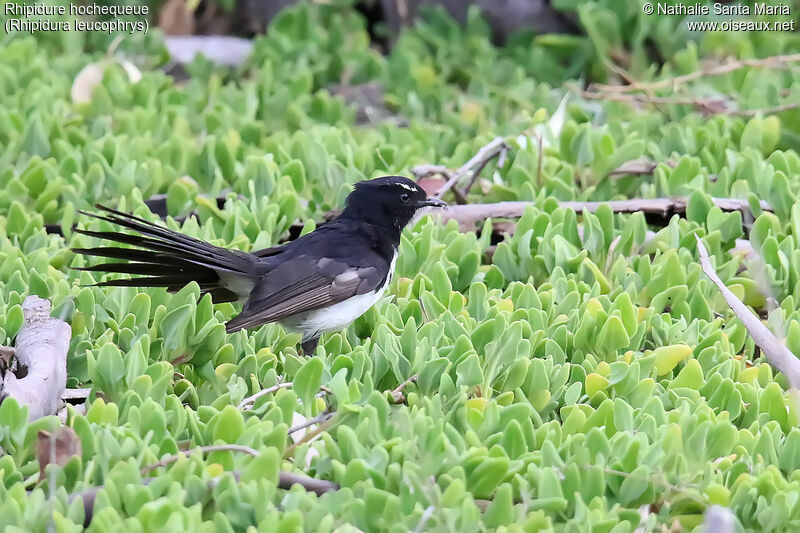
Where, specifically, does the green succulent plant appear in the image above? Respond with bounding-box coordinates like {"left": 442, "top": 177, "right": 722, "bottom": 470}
{"left": 3, "top": 0, "right": 800, "bottom": 531}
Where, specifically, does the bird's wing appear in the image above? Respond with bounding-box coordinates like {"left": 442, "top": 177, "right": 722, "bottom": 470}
{"left": 224, "top": 253, "right": 387, "bottom": 332}
{"left": 251, "top": 244, "right": 286, "bottom": 257}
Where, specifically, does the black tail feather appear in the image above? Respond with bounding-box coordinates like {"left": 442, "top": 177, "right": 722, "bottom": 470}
{"left": 75, "top": 208, "right": 249, "bottom": 273}
{"left": 72, "top": 205, "right": 266, "bottom": 302}
{"left": 71, "top": 245, "right": 176, "bottom": 263}
{"left": 92, "top": 276, "right": 216, "bottom": 289}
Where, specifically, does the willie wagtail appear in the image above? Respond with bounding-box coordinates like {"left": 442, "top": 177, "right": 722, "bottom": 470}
{"left": 72, "top": 176, "right": 447, "bottom": 354}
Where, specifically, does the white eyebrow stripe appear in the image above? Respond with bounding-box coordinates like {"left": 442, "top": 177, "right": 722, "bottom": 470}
{"left": 397, "top": 182, "right": 418, "bottom": 192}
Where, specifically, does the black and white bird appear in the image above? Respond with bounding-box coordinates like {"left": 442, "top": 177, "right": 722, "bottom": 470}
{"left": 72, "top": 176, "right": 447, "bottom": 354}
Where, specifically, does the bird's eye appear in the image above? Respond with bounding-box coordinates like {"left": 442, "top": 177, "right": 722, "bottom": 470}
{"left": 401, "top": 193, "right": 409, "bottom": 203}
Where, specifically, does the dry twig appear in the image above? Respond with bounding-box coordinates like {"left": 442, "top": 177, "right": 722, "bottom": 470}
{"left": 604, "top": 59, "right": 668, "bottom": 117}
{"left": 438, "top": 197, "right": 770, "bottom": 231}
{"left": 608, "top": 157, "right": 662, "bottom": 177}
{"left": 390, "top": 374, "right": 419, "bottom": 403}
{"left": 696, "top": 234, "right": 800, "bottom": 388}
{"left": 288, "top": 410, "right": 335, "bottom": 434}
{"left": 238, "top": 381, "right": 294, "bottom": 410}
{"left": 140, "top": 444, "right": 339, "bottom": 495}
{"left": 62, "top": 388, "right": 92, "bottom": 401}
{"left": 411, "top": 165, "right": 466, "bottom": 204}
{"left": 572, "top": 86, "right": 799, "bottom": 117}
{"left": 68, "top": 467, "right": 337, "bottom": 525}
{"left": 412, "top": 137, "right": 508, "bottom": 203}
{"left": 140, "top": 444, "right": 260, "bottom": 474}
{"left": 0, "top": 296, "right": 71, "bottom": 420}
{"left": 276, "top": 470, "right": 339, "bottom": 495}
{"left": 594, "top": 52, "right": 800, "bottom": 93}
{"left": 284, "top": 413, "right": 339, "bottom": 459}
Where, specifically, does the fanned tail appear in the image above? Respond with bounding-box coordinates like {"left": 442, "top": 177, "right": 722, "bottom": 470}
{"left": 72, "top": 205, "right": 264, "bottom": 303}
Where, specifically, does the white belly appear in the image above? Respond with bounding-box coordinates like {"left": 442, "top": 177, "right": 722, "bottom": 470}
{"left": 281, "top": 254, "right": 396, "bottom": 341}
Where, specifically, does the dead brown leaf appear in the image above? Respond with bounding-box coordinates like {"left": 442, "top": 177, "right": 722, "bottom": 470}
{"left": 36, "top": 427, "right": 82, "bottom": 480}
{"left": 609, "top": 157, "right": 658, "bottom": 177}
{"left": 158, "top": 0, "right": 195, "bottom": 35}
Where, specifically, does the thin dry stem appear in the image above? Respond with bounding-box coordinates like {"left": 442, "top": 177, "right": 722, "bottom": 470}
{"left": 284, "top": 414, "right": 339, "bottom": 459}
{"left": 288, "top": 410, "right": 335, "bottom": 434}
{"left": 390, "top": 374, "right": 419, "bottom": 403}
{"left": 438, "top": 197, "right": 770, "bottom": 232}
{"left": 572, "top": 86, "right": 799, "bottom": 117}
{"left": 696, "top": 235, "right": 800, "bottom": 389}
{"left": 140, "top": 444, "right": 259, "bottom": 474}
{"left": 238, "top": 381, "right": 293, "bottom": 410}
{"left": 594, "top": 52, "right": 800, "bottom": 93}
{"left": 412, "top": 137, "right": 508, "bottom": 201}
{"left": 68, "top": 468, "right": 338, "bottom": 525}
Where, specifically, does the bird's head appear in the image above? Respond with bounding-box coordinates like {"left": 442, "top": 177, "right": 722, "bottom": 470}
{"left": 342, "top": 176, "right": 447, "bottom": 229}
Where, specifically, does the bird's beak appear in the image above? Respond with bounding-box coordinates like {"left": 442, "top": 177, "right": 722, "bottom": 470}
{"left": 418, "top": 197, "right": 448, "bottom": 208}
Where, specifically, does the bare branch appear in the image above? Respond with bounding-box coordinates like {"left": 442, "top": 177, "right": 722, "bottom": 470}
{"left": 238, "top": 381, "right": 293, "bottom": 410}
{"left": 410, "top": 164, "right": 451, "bottom": 180}
{"left": 284, "top": 414, "right": 339, "bottom": 459}
{"left": 594, "top": 52, "right": 800, "bottom": 93}
{"left": 138, "top": 443, "right": 338, "bottom": 494}
{"left": 411, "top": 137, "right": 508, "bottom": 201}
{"left": 695, "top": 234, "right": 800, "bottom": 389}
{"left": 410, "top": 165, "right": 466, "bottom": 202}
{"left": 141, "top": 444, "right": 260, "bottom": 474}
{"left": 608, "top": 157, "right": 661, "bottom": 177}
{"left": 732, "top": 103, "right": 800, "bottom": 117}
{"left": 604, "top": 59, "right": 669, "bottom": 117}
{"left": 572, "top": 86, "right": 799, "bottom": 117}
{"left": 0, "top": 296, "right": 71, "bottom": 420}
{"left": 288, "top": 410, "right": 335, "bottom": 434}
{"left": 239, "top": 381, "right": 332, "bottom": 411}
{"left": 278, "top": 470, "right": 338, "bottom": 495}
{"left": 68, "top": 468, "right": 337, "bottom": 525}
{"left": 390, "top": 374, "right": 419, "bottom": 404}
{"left": 437, "top": 197, "right": 770, "bottom": 232}
{"left": 62, "top": 388, "right": 92, "bottom": 401}
{"left": 461, "top": 143, "right": 507, "bottom": 198}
